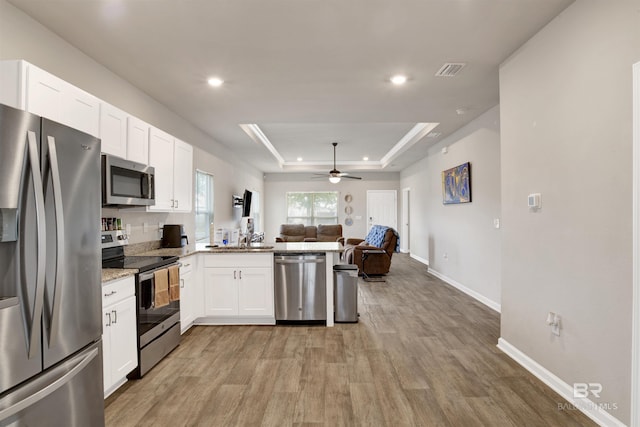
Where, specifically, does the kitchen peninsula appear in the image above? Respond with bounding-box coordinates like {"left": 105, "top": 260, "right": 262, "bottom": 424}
{"left": 129, "top": 242, "right": 343, "bottom": 328}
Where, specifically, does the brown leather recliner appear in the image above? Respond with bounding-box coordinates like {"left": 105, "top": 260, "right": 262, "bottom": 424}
{"left": 343, "top": 228, "right": 398, "bottom": 276}
{"left": 275, "top": 224, "right": 344, "bottom": 244}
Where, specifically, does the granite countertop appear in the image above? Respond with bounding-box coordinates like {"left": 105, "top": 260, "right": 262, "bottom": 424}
{"left": 272, "top": 242, "right": 343, "bottom": 253}
{"left": 102, "top": 241, "right": 344, "bottom": 282}
{"left": 102, "top": 268, "right": 137, "bottom": 283}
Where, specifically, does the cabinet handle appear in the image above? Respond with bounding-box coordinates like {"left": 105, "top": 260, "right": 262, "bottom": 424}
{"left": 175, "top": 199, "right": 179, "bottom": 209}
{"left": 105, "top": 312, "right": 111, "bottom": 327}
{"left": 103, "top": 290, "right": 117, "bottom": 297}
{"left": 234, "top": 270, "right": 237, "bottom": 280}
{"left": 180, "top": 278, "right": 185, "bottom": 288}
{"left": 112, "top": 310, "right": 117, "bottom": 324}
{"left": 239, "top": 270, "right": 242, "bottom": 280}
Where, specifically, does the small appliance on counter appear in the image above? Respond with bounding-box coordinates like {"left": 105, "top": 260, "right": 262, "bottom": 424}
{"left": 162, "top": 224, "right": 188, "bottom": 248}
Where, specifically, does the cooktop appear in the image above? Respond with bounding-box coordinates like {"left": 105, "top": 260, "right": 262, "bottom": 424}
{"left": 102, "top": 255, "right": 179, "bottom": 273}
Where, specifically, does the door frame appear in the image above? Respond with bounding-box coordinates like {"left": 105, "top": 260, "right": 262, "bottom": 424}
{"left": 632, "top": 61, "right": 639, "bottom": 427}
{"left": 401, "top": 187, "right": 410, "bottom": 253}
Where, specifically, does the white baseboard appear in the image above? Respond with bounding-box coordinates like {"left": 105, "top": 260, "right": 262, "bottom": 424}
{"left": 409, "top": 253, "right": 429, "bottom": 265}
{"left": 427, "top": 267, "right": 501, "bottom": 313}
{"left": 194, "top": 316, "right": 276, "bottom": 325}
{"left": 497, "top": 338, "right": 626, "bottom": 427}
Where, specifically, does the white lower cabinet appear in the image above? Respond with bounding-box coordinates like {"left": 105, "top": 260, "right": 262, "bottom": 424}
{"left": 102, "top": 276, "right": 138, "bottom": 398}
{"left": 201, "top": 253, "right": 274, "bottom": 324}
{"left": 179, "top": 259, "right": 196, "bottom": 333}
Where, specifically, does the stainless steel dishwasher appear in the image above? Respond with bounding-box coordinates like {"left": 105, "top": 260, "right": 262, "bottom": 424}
{"left": 274, "top": 253, "right": 326, "bottom": 321}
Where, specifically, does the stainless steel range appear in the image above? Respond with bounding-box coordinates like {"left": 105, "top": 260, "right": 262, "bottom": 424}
{"left": 101, "top": 231, "right": 180, "bottom": 377}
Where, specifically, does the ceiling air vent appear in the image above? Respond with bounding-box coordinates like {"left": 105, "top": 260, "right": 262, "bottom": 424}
{"left": 435, "top": 63, "right": 466, "bottom": 77}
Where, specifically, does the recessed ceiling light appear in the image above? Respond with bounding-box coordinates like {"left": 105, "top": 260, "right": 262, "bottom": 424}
{"left": 207, "top": 77, "right": 224, "bottom": 87}
{"left": 390, "top": 75, "right": 407, "bottom": 85}
{"left": 363, "top": 156, "right": 369, "bottom": 161}
{"left": 297, "top": 157, "right": 303, "bottom": 162}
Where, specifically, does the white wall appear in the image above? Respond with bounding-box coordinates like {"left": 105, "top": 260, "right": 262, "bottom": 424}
{"left": 263, "top": 173, "right": 399, "bottom": 243}
{"left": 194, "top": 146, "right": 264, "bottom": 232}
{"left": 499, "top": 1, "right": 640, "bottom": 423}
{"left": 0, "top": 0, "right": 263, "bottom": 245}
{"left": 401, "top": 106, "right": 502, "bottom": 308}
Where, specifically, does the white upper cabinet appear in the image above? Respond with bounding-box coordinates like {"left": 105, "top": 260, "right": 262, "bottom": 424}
{"left": 126, "top": 116, "right": 150, "bottom": 164}
{"left": 173, "top": 138, "right": 193, "bottom": 213}
{"left": 99, "top": 102, "right": 128, "bottom": 158}
{"left": 61, "top": 84, "right": 100, "bottom": 136}
{"left": 148, "top": 127, "right": 175, "bottom": 211}
{"left": 148, "top": 130, "right": 193, "bottom": 213}
{"left": 0, "top": 60, "right": 99, "bottom": 137}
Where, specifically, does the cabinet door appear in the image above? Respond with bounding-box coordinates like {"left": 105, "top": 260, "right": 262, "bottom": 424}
{"left": 63, "top": 85, "right": 100, "bottom": 136}
{"left": 238, "top": 267, "right": 274, "bottom": 317}
{"left": 180, "top": 266, "right": 194, "bottom": 332}
{"left": 204, "top": 268, "right": 239, "bottom": 316}
{"left": 26, "top": 65, "right": 64, "bottom": 123}
{"left": 100, "top": 102, "right": 127, "bottom": 157}
{"left": 110, "top": 296, "right": 138, "bottom": 381}
{"left": 148, "top": 127, "right": 174, "bottom": 211}
{"left": 126, "top": 116, "right": 149, "bottom": 164}
{"left": 101, "top": 308, "right": 113, "bottom": 393}
{"left": 172, "top": 138, "right": 193, "bottom": 213}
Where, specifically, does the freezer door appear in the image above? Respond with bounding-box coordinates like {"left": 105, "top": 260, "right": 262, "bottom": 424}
{"left": 0, "top": 104, "right": 45, "bottom": 394}
{"left": 41, "top": 119, "right": 102, "bottom": 369}
{"left": 0, "top": 341, "right": 105, "bottom": 427}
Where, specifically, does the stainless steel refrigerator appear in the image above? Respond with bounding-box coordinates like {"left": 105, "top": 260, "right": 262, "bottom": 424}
{"left": 0, "top": 104, "right": 104, "bottom": 426}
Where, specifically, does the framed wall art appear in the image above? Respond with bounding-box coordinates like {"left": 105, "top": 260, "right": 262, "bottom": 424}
{"left": 442, "top": 162, "right": 471, "bottom": 204}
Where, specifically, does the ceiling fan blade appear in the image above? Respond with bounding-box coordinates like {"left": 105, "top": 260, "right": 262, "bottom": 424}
{"left": 342, "top": 175, "right": 362, "bottom": 180}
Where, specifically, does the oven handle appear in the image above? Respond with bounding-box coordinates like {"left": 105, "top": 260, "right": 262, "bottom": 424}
{"left": 138, "top": 262, "right": 181, "bottom": 282}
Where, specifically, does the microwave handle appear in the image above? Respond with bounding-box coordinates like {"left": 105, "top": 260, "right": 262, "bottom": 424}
{"left": 141, "top": 173, "right": 152, "bottom": 199}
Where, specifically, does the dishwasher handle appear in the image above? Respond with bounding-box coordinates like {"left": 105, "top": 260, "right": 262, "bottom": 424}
{"left": 274, "top": 258, "right": 325, "bottom": 264}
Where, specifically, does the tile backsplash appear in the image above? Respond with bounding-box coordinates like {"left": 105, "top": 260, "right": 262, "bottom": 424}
{"left": 101, "top": 207, "right": 195, "bottom": 246}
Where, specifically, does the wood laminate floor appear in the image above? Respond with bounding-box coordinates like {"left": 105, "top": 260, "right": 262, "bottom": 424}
{"left": 105, "top": 254, "right": 595, "bottom": 427}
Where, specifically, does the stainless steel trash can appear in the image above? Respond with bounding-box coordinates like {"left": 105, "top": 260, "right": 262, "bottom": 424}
{"left": 334, "top": 264, "right": 359, "bottom": 323}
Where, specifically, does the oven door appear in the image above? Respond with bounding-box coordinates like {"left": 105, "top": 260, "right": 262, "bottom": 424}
{"left": 102, "top": 154, "right": 155, "bottom": 207}
{"left": 136, "top": 266, "right": 180, "bottom": 348}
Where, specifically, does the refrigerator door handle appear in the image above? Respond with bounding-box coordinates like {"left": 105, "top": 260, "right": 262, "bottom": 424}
{"left": 26, "top": 130, "right": 46, "bottom": 360}
{"left": 45, "top": 135, "right": 65, "bottom": 348}
{"left": 0, "top": 346, "right": 99, "bottom": 423}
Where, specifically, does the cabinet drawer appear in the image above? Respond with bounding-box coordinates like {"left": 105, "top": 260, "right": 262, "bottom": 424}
{"left": 180, "top": 259, "right": 194, "bottom": 275}
{"left": 203, "top": 253, "right": 272, "bottom": 268}
{"left": 102, "top": 276, "right": 135, "bottom": 307}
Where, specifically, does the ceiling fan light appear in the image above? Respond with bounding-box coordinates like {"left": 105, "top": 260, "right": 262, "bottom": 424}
{"left": 329, "top": 176, "right": 341, "bottom": 184}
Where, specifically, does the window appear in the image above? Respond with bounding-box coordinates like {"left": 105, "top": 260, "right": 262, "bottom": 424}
{"left": 195, "top": 170, "right": 214, "bottom": 242}
{"left": 286, "top": 192, "right": 338, "bottom": 226}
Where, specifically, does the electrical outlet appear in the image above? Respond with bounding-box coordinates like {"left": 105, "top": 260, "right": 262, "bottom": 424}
{"left": 494, "top": 218, "right": 500, "bottom": 229}
{"left": 547, "top": 311, "right": 561, "bottom": 336}
{"left": 443, "top": 252, "right": 448, "bottom": 260}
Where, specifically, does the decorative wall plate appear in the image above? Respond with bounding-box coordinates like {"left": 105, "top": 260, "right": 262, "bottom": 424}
{"left": 344, "top": 194, "right": 353, "bottom": 203}
{"left": 344, "top": 206, "right": 353, "bottom": 215}
{"left": 344, "top": 217, "right": 354, "bottom": 226}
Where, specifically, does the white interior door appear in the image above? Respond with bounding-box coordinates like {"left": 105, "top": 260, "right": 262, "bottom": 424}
{"left": 401, "top": 188, "right": 410, "bottom": 253}
{"left": 366, "top": 190, "right": 397, "bottom": 232}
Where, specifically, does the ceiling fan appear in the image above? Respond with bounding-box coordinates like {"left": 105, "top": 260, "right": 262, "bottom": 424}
{"left": 313, "top": 142, "right": 362, "bottom": 183}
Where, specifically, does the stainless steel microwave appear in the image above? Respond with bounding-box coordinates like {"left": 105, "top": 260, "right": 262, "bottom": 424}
{"left": 101, "top": 154, "right": 155, "bottom": 207}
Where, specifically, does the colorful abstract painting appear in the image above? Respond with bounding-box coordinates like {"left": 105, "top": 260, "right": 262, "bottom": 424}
{"left": 442, "top": 162, "right": 471, "bottom": 204}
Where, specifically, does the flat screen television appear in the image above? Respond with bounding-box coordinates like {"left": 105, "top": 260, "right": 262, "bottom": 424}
{"left": 242, "top": 189, "right": 252, "bottom": 217}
